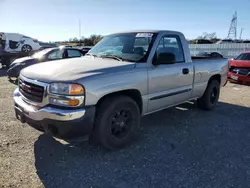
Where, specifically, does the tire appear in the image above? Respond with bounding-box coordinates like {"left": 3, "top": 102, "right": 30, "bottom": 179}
{"left": 197, "top": 80, "right": 220, "bottom": 110}
{"left": 21, "top": 45, "right": 32, "bottom": 52}
{"left": 2, "top": 57, "right": 15, "bottom": 68}
{"left": 92, "top": 95, "right": 141, "bottom": 150}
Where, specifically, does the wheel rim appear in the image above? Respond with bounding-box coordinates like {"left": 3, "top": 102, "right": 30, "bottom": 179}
{"left": 109, "top": 109, "right": 133, "bottom": 140}
{"left": 23, "top": 45, "right": 31, "bottom": 52}
{"left": 210, "top": 87, "right": 218, "bottom": 104}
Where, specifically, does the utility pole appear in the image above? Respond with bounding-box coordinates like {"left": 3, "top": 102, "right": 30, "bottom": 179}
{"left": 227, "top": 11, "right": 237, "bottom": 40}
{"left": 79, "top": 18, "right": 81, "bottom": 43}
{"left": 239, "top": 28, "right": 244, "bottom": 39}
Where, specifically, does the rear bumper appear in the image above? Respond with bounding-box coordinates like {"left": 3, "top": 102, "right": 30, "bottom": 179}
{"left": 13, "top": 88, "right": 95, "bottom": 138}
{"left": 227, "top": 72, "right": 250, "bottom": 84}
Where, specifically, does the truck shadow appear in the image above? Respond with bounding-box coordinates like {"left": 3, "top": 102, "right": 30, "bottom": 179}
{"left": 34, "top": 101, "right": 250, "bottom": 188}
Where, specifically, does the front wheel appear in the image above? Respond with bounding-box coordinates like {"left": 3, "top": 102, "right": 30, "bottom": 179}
{"left": 92, "top": 96, "right": 140, "bottom": 150}
{"left": 197, "top": 80, "right": 220, "bottom": 110}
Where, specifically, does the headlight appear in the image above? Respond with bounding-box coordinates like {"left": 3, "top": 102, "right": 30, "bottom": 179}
{"left": 48, "top": 83, "right": 85, "bottom": 107}
{"left": 49, "top": 83, "right": 85, "bottom": 95}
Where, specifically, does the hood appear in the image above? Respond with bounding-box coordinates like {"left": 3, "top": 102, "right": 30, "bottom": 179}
{"left": 229, "top": 60, "right": 250, "bottom": 68}
{"left": 10, "top": 56, "right": 37, "bottom": 67}
{"left": 12, "top": 56, "right": 34, "bottom": 63}
{"left": 20, "top": 57, "right": 136, "bottom": 82}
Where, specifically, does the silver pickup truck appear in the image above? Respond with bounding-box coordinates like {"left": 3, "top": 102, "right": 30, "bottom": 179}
{"left": 13, "top": 30, "right": 228, "bottom": 150}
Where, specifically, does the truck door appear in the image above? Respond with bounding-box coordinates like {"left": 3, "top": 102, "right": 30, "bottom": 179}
{"left": 147, "top": 35, "right": 194, "bottom": 113}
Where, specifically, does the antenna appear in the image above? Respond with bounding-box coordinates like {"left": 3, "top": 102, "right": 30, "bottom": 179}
{"left": 239, "top": 28, "right": 244, "bottom": 39}
{"left": 227, "top": 11, "right": 237, "bottom": 39}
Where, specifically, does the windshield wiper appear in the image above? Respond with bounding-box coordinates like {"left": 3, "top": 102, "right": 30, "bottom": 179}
{"left": 88, "top": 54, "right": 136, "bottom": 62}
{"left": 99, "top": 55, "right": 123, "bottom": 61}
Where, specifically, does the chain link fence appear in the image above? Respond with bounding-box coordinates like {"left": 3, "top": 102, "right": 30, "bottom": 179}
{"left": 189, "top": 44, "right": 250, "bottom": 59}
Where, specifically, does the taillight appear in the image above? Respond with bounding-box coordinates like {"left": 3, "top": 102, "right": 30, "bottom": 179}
{"left": 33, "top": 39, "right": 38, "bottom": 43}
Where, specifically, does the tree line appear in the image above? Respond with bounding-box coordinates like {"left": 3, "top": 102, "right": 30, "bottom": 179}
{"left": 188, "top": 32, "right": 250, "bottom": 44}
{"left": 56, "top": 32, "right": 249, "bottom": 46}
{"left": 188, "top": 32, "right": 221, "bottom": 44}
{"left": 60, "top": 34, "right": 103, "bottom": 46}
{"left": 65, "top": 32, "right": 220, "bottom": 45}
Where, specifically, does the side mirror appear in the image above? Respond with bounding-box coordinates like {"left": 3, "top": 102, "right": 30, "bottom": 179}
{"left": 153, "top": 52, "right": 176, "bottom": 65}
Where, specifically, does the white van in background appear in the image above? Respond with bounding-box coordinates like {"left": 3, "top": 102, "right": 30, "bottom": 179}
{"left": 0, "top": 32, "right": 41, "bottom": 53}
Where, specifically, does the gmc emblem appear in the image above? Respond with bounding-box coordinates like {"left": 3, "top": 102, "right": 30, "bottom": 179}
{"left": 22, "top": 83, "right": 31, "bottom": 93}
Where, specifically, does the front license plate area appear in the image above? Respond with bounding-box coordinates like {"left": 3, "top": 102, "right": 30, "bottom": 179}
{"left": 231, "top": 75, "right": 238, "bottom": 80}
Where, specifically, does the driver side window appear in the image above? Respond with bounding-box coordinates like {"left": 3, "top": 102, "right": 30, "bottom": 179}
{"left": 47, "top": 49, "right": 64, "bottom": 60}
{"left": 156, "top": 36, "right": 185, "bottom": 63}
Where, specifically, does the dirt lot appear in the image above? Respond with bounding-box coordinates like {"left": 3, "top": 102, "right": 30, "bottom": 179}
{"left": 0, "top": 69, "right": 250, "bottom": 188}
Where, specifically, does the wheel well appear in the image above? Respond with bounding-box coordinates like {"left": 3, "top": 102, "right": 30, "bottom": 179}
{"left": 22, "top": 44, "right": 32, "bottom": 48}
{"left": 208, "top": 74, "right": 221, "bottom": 85}
{"left": 96, "top": 90, "right": 143, "bottom": 114}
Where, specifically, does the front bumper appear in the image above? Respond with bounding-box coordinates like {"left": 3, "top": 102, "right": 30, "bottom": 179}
{"left": 7, "top": 66, "right": 20, "bottom": 78}
{"left": 228, "top": 72, "right": 250, "bottom": 84}
{"left": 13, "top": 88, "right": 95, "bottom": 138}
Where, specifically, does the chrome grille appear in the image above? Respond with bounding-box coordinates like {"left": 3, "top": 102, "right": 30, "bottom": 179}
{"left": 230, "top": 67, "right": 250, "bottom": 76}
{"left": 19, "top": 78, "right": 44, "bottom": 102}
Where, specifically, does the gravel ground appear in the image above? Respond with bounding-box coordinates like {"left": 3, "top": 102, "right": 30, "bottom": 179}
{"left": 1, "top": 68, "right": 250, "bottom": 188}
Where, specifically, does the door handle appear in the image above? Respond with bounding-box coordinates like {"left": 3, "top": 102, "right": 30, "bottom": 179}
{"left": 182, "top": 68, "right": 189, "bottom": 75}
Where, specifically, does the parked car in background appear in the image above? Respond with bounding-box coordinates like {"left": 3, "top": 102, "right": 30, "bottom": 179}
{"left": 0, "top": 32, "right": 41, "bottom": 53}
{"left": 228, "top": 52, "right": 250, "bottom": 84}
{"left": 80, "top": 46, "right": 92, "bottom": 55}
{"left": 216, "top": 39, "right": 234, "bottom": 44}
{"left": 234, "top": 40, "right": 243, "bottom": 43}
{"left": 195, "top": 52, "right": 223, "bottom": 58}
{"left": 13, "top": 30, "right": 228, "bottom": 150}
{"left": 39, "top": 42, "right": 57, "bottom": 50}
{"left": 243, "top": 40, "right": 250, "bottom": 43}
{"left": 7, "top": 47, "right": 85, "bottom": 79}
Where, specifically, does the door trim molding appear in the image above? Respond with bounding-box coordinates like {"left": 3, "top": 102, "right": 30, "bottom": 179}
{"left": 149, "top": 88, "right": 192, "bottom": 100}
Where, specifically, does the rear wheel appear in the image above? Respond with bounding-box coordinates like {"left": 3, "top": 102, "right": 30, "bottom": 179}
{"left": 197, "top": 80, "right": 220, "bottom": 110}
{"left": 21, "top": 45, "right": 32, "bottom": 52}
{"left": 92, "top": 96, "right": 140, "bottom": 150}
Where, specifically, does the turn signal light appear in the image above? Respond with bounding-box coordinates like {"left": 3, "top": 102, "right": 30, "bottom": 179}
{"left": 68, "top": 99, "right": 80, "bottom": 106}
{"left": 49, "top": 98, "right": 80, "bottom": 107}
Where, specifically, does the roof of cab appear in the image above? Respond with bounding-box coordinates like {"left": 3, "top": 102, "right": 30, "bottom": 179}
{"left": 109, "top": 30, "right": 183, "bottom": 35}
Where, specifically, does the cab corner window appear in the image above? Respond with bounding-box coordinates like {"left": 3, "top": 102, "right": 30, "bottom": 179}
{"left": 156, "top": 36, "right": 185, "bottom": 63}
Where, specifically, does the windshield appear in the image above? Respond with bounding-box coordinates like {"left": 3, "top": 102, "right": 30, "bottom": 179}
{"left": 235, "top": 53, "right": 250, "bottom": 61}
{"left": 32, "top": 48, "right": 54, "bottom": 59}
{"left": 88, "top": 33, "right": 156, "bottom": 62}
